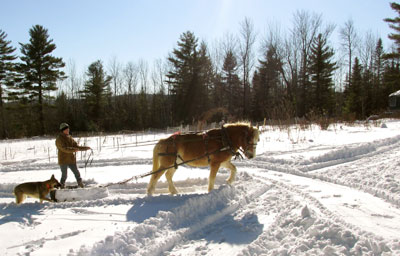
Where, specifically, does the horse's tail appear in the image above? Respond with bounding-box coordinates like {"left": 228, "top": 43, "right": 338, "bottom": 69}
{"left": 147, "top": 141, "right": 162, "bottom": 195}
{"left": 152, "top": 141, "right": 161, "bottom": 173}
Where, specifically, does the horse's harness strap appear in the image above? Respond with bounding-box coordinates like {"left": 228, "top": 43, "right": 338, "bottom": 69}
{"left": 159, "top": 131, "right": 184, "bottom": 169}
{"left": 221, "top": 126, "right": 240, "bottom": 158}
{"left": 203, "top": 132, "right": 211, "bottom": 164}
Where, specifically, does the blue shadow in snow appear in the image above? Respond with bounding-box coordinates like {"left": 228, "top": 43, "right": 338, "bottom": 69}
{"left": 0, "top": 202, "right": 45, "bottom": 225}
{"left": 188, "top": 212, "right": 264, "bottom": 245}
{"left": 126, "top": 191, "right": 263, "bottom": 246}
{"left": 126, "top": 193, "right": 200, "bottom": 223}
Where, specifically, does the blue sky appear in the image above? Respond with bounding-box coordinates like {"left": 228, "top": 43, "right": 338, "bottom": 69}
{"left": 1, "top": 0, "right": 396, "bottom": 72}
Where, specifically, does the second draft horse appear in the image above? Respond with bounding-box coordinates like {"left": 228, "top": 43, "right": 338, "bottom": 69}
{"left": 147, "top": 123, "right": 260, "bottom": 195}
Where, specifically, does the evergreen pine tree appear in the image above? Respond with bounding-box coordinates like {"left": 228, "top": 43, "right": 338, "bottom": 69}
{"left": 221, "top": 50, "right": 241, "bottom": 118}
{"left": 80, "top": 60, "right": 112, "bottom": 130}
{"left": 0, "top": 29, "right": 18, "bottom": 138}
{"left": 384, "top": 3, "right": 400, "bottom": 111}
{"left": 251, "top": 44, "right": 283, "bottom": 120}
{"left": 383, "top": 58, "right": 400, "bottom": 104}
{"left": 167, "top": 31, "right": 201, "bottom": 124}
{"left": 373, "top": 39, "right": 386, "bottom": 111}
{"left": 197, "top": 41, "right": 214, "bottom": 118}
{"left": 18, "top": 25, "right": 65, "bottom": 135}
{"left": 362, "top": 68, "right": 374, "bottom": 117}
{"left": 344, "top": 57, "right": 363, "bottom": 119}
{"left": 384, "top": 2, "right": 400, "bottom": 58}
{"left": 308, "top": 33, "right": 337, "bottom": 116}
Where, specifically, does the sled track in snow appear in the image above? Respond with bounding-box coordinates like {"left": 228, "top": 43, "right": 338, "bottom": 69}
{"left": 238, "top": 172, "right": 398, "bottom": 255}
{"left": 78, "top": 177, "right": 271, "bottom": 255}
{"left": 254, "top": 134, "right": 400, "bottom": 172}
{"left": 68, "top": 171, "right": 400, "bottom": 255}
{"left": 244, "top": 134, "right": 400, "bottom": 207}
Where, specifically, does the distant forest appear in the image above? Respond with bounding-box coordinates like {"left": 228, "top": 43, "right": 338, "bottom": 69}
{"left": 2, "top": 3, "right": 400, "bottom": 138}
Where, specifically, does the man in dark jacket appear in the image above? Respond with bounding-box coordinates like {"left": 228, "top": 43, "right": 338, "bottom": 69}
{"left": 55, "top": 123, "right": 91, "bottom": 188}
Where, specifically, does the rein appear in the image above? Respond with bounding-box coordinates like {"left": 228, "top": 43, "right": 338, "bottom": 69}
{"left": 83, "top": 149, "right": 94, "bottom": 178}
{"left": 100, "top": 146, "right": 230, "bottom": 188}
{"left": 99, "top": 125, "right": 253, "bottom": 188}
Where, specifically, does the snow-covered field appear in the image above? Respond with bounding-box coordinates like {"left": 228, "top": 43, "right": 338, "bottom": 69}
{"left": 1, "top": 120, "right": 400, "bottom": 255}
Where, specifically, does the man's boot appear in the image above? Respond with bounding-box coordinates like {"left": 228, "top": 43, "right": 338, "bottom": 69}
{"left": 77, "top": 179, "right": 84, "bottom": 188}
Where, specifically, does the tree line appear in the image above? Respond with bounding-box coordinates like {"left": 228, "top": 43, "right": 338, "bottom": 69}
{"left": 2, "top": 4, "right": 400, "bottom": 139}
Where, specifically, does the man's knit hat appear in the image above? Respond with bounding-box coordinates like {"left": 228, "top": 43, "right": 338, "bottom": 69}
{"left": 59, "top": 123, "right": 69, "bottom": 131}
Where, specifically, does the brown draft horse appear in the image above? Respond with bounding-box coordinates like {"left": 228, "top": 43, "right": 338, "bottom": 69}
{"left": 147, "top": 123, "right": 260, "bottom": 195}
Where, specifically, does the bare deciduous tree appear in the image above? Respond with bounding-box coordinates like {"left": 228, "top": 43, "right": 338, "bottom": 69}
{"left": 65, "top": 59, "right": 82, "bottom": 98}
{"left": 151, "top": 59, "right": 165, "bottom": 94}
{"left": 138, "top": 59, "right": 149, "bottom": 94}
{"left": 292, "top": 10, "right": 323, "bottom": 116}
{"left": 108, "top": 56, "right": 122, "bottom": 96}
{"left": 285, "top": 10, "right": 335, "bottom": 116}
{"left": 358, "top": 31, "right": 378, "bottom": 70}
{"left": 238, "top": 17, "right": 257, "bottom": 118}
{"left": 340, "top": 18, "right": 359, "bottom": 82}
{"left": 123, "top": 61, "right": 138, "bottom": 95}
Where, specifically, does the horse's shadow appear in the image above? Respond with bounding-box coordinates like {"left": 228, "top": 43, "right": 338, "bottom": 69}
{"left": 0, "top": 202, "right": 45, "bottom": 225}
{"left": 188, "top": 212, "right": 264, "bottom": 245}
{"left": 126, "top": 192, "right": 263, "bottom": 245}
{"left": 126, "top": 193, "right": 198, "bottom": 223}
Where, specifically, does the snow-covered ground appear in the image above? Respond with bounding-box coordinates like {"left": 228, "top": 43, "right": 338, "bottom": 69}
{"left": 1, "top": 120, "right": 400, "bottom": 255}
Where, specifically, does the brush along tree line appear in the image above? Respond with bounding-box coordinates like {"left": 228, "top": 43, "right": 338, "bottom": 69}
{"left": 2, "top": 4, "right": 400, "bottom": 139}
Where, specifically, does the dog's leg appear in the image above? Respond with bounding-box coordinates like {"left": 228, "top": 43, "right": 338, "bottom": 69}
{"left": 15, "top": 192, "right": 25, "bottom": 205}
{"left": 39, "top": 190, "right": 54, "bottom": 203}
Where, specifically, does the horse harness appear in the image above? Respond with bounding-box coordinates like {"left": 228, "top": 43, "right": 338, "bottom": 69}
{"left": 100, "top": 126, "right": 255, "bottom": 187}
{"left": 157, "top": 131, "right": 184, "bottom": 169}
{"left": 158, "top": 126, "right": 244, "bottom": 170}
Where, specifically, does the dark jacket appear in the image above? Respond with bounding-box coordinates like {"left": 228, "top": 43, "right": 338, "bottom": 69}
{"left": 55, "top": 133, "right": 86, "bottom": 165}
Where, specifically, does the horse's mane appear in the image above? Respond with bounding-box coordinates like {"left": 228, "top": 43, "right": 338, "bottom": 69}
{"left": 223, "top": 122, "right": 251, "bottom": 128}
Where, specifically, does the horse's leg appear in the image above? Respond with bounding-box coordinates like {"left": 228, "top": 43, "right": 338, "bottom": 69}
{"left": 221, "top": 161, "right": 237, "bottom": 185}
{"left": 208, "top": 162, "right": 221, "bottom": 192}
{"left": 147, "top": 169, "right": 166, "bottom": 195}
{"left": 165, "top": 168, "right": 178, "bottom": 194}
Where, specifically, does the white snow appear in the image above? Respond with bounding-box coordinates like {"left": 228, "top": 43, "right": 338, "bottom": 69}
{"left": 1, "top": 120, "right": 400, "bottom": 255}
{"left": 389, "top": 89, "right": 400, "bottom": 97}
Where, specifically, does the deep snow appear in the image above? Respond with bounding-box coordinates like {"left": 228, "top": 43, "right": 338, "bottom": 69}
{"left": 1, "top": 120, "right": 400, "bottom": 255}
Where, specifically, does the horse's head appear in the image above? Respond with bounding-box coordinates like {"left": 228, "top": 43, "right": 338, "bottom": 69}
{"left": 242, "top": 126, "right": 260, "bottom": 159}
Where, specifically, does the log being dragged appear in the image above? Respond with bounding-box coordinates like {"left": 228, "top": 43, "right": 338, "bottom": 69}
{"left": 50, "top": 187, "right": 109, "bottom": 202}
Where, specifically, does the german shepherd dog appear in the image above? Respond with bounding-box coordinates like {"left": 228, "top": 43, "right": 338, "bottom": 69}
{"left": 14, "top": 175, "right": 61, "bottom": 204}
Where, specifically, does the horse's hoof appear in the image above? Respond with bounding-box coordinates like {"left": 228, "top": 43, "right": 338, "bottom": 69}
{"left": 226, "top": 179, "right": 235, "bottom": 185}
{"left": 169, "top": 188, "right": 179, "bottom": 194}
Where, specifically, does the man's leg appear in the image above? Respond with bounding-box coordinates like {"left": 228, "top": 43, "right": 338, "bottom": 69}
{"left": 69, "top": 164, "right": 84, "bottom": 188}
{"left": 60, "top": 165, "right": 68, "bottom": 188}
